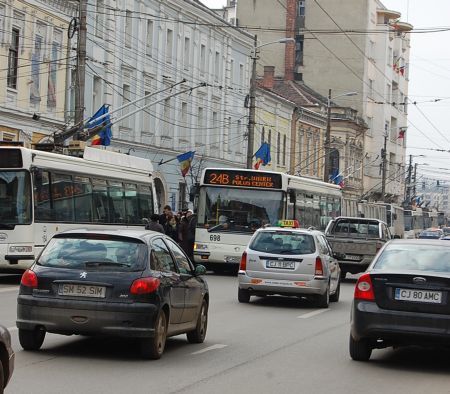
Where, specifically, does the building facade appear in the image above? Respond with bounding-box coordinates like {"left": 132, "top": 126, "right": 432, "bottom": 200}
{"left": 0, "top": 0, "right": 75, "bottom": 145}
{"left": 68, "top": 0, "right": 253, "bottom": 211}
{"left": 236, "top": 0, "right": 412, "bottom": 204}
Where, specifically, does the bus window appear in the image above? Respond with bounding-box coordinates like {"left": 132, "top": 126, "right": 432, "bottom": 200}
{"left": 108, "top": 180, "right": 125, "bottom": 223}
{"left": 52, "top": 173, "right": 74, "bottom": 222}
{"left": 34, "top": 170, "right": 53, "bottom": 221}
{"left": 92, "top": 178, "right": 109, "bottom": 223}
{"left": 138, "top": 185, "right": 153, "bottom": 221}
{"left": 1, "top": 170, "right": 31, "bottom": 225}
{"left": 124, "top": 183, "right": 139, "bottom": 224}
{"left": 73, "top": 176, "right": 93, "bottom": 222}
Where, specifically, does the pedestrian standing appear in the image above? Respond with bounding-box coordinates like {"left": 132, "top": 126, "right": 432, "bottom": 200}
{"left": 185, "top": 209, "right": 197, "bottom": 261}
{"left": 145, "top": 213, "right": 165, "bottom": 233}
{"left": 159, "top": 205, "right": 172, "bottom": 228}
{"left": 164, "top": 213, "right": 179, "bottom": 242}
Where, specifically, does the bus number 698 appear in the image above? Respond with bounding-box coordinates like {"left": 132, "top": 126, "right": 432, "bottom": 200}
{"left": 210, "top": 234, "right": 221, "bottom": 242}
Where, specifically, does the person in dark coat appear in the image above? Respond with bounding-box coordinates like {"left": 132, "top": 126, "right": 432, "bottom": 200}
{"left": 184, "top": 210, "right": 197, "bottom": 260}
{"left": 164, "top": 214, "right": 179, "bottom": 242}
{"left": 159, "top": 205, "right": 172, "bottom": 228}
{"left": 145, "top": 214, "right": 165, "bottom": 233}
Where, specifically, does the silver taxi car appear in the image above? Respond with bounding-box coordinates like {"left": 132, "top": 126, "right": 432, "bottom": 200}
{"left": 238, "top": 221, "right": 340, "bottom": 308}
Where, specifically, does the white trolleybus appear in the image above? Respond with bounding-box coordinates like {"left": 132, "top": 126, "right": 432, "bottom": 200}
{"left": 0, "top": 145, "right": 157, "bottom": 272}
{"left": 193, "top": 168, "right": 342, "bottom": 272}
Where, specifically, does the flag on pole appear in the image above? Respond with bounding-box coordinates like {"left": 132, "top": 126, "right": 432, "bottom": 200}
{"left": 87, "top": 105, "right": 112, "bottom": 146}
{"left": 254, "top": 142, "right": 271, "bottom": 170}
{"left": 399, "top": 65, "right": 406, "bottom": 76}
{"left": 330, "top": 169, "right": 345, "bottom": 189}
{"left": 177, "top": 151, "right": 195, "bottom": 177}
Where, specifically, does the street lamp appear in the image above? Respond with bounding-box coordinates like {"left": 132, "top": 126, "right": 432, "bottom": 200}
{"left": 323, "top": 90, "right": 358, "bottom": 182}
{"left": 246, "top": 36, "right": 295, "bottom": 169}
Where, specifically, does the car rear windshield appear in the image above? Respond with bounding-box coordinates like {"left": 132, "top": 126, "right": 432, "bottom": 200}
{"left": 331, "top": 219, "right": 380, "bottom": 238}
{"left": 374, "top": 244, "right": 450, "bottom": 272}
{"left": 419, "top": 231, "right": 441, "bottom": 238}
{"left": 36, "top": 236, "right": 148, "bottom": 271}
{"left": 249, "top": 231, "right": 315, "bottom": 255}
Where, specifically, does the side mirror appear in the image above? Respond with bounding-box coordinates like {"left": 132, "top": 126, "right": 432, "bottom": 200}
{"left": 194, "top": 264, "right": 206, "bottom": 276}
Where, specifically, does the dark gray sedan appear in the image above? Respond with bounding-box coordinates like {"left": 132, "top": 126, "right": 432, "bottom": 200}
{"left": 17, "top": 229, "right": 208, "bottom": 359}
{"left": 350, "top": 239, "right": 450, "bottom": 361}
{"left": 0, "top": 325, "right": 14, "bottom": 394}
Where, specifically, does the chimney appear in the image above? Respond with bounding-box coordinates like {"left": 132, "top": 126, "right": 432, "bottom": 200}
{"left": 284, "top": 0, "right": 296, "bottom": 81}
{"left": 262, "top": 66, "right": 275, "bottom": 89}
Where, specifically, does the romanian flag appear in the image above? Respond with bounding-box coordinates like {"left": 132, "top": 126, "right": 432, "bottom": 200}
{"left": 177, "top": 151, "right": 195, "bottom": 177}
{"left": 254, "top": 142, "right": 271, "bottom": 170}
{"left": 86, "top": 105, "right": 112, "bottom": 146}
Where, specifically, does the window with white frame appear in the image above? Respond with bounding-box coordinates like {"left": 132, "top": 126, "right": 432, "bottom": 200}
{"left": 95, "top": 0, "right": 105, "bottom": 38}
{"left": 277, "top": 132, "right": 281, "bottom": 164}
{"left": 7, "top": 28, "right": 19, "bottom": 89}
{"left": 146, "top": 20, "right": 153, "bottom": 56}
{"left": 368, "top": 79, "right": 374, "bottom": 99}
{"left": 125, "top": 11, "right": 132, "bottom": 48}
{"left": 0, "top": 5, "right": 5, "bottom": 44}
{"left": 236, "top": 120, "right": 241, "bottom": 154}
{"left": 239, "top": 64, "right": 244, "bottom": 87}
{"left": 163, "top": 98, "right": 171, "bottom": 135}
{"left": 283, "top": 135, "right": 287, "bottom": 166}
{"left": 92, "top": 76, "right": 102, "bottom": 114}
{"left": 214, "top": 51, "right": 220, "bottom": 81}
{"left": 210, "top": 111, "right": 219, "bottom": 148}
{"left": 196, "top": 106, "right": 204, "bottom": 145}
{"left": 230, "top": 59, "right": 234, "bottom": 85}
{"left": 366, "top": 116, "right": 373, "bottom": 136}
{"left": 180, "top": 102, "right": 188, "bottom": 141}
{"left": 184, "top": 37, "right": 190, "bottom": 70}
{"left": 166, "top": 29, "right": 173, "bottom": 63}
{"left": 200, "top": 44, "right": 206, "bottom": 74}
{"left": 121, "top": 83, "right": 131, "bottom": 129}
{"left": 142, "top": 90, "right": 152, "bottom": 134}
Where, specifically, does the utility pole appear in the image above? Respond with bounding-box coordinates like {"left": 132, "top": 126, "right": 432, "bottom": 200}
{"left": 380, "top": 133, "right": 388, "bottom": 201}
{"left": 412, "top": 162, "right": 418, "bottom": 198}
{"left": 246, "top": 35, "right": 258, "bottom": 169}
{"left": 74, "top": 0, "right": 87, "bottom": 137}
{"left": 323, "top": 89, "right": 332, "bottom": 182}
{"left": 406, "top": 154, "right": 413, "bottom": 205}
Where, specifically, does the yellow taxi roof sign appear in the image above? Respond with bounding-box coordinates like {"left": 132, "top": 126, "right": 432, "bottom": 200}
{"left": 277, "top": 220, "right": 300, "bottom": 228}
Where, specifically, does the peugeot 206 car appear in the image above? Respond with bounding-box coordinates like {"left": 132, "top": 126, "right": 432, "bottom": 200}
{"left": 16, "top": 229, "right": 208, "bottom": 360}
{"left": 350, "top": 239, "right": 450, "bottom": 361}
{"left": 238, "top": 220, "right": 341, "bottom": 308}
{"left": 0, "top": 325, "right": 14, "bottom": 394}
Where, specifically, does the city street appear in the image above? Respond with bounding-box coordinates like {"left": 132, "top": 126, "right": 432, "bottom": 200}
{"left": 1, "top": 273, "right": 450, "bottom": 394}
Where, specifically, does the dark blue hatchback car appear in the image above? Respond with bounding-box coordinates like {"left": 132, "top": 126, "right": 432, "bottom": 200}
{"left": 17, "top": 229, "right": 208, "bottom": 359}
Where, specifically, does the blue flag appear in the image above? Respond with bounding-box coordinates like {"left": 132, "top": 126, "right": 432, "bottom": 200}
{"left": 254, "top": 142, "right": 271, "bottom": 169}
{"left": 177, "top": 151, "right": 195, "bottom": 177}
{"left": 86, "top": 104, "right": 112, "bottom": 146}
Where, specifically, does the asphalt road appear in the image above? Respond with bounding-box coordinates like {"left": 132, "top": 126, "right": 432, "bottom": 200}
{"left": 1, "top": 273, "right": 450, "bottom": 394}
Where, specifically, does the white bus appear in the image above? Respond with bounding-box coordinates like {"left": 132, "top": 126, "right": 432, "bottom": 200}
{"left": 0, "top": 145, "right": 157, "bottom": 271}
{"left": 193, "top": 168, "right": 342, "bottom": 272}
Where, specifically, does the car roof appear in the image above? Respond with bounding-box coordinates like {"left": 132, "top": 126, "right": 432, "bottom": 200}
{"left": 386, "top": 239, "right": 450, "bottom": 247}
{"left": 256, "top": 227, "right": 322, "bottom": 236}
{"left": 56, "top": 228, "right": 163, "bottom": 241}
{"left": 332, "top": 216, "right": 385, "bottom": 223}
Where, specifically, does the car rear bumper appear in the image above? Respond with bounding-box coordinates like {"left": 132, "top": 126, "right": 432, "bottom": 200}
{"left": 238, "top": 271, "right": 327, "bottom": 296}
{"left": 351, "top": 300, "right": 450, "bottom": 344}
{"left": 17, "top": 295, "right": 159, "bottom": 338}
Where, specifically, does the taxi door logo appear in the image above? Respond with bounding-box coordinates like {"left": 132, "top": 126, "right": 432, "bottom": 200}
{"left": 80, "top": 272, "right": 87, "bottom": 279}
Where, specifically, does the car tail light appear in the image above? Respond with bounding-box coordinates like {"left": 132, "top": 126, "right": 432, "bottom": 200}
{"left": 130, "top": 277, "right": 160, "bottom": 295}
{"left": 239, "top": 252, "right": 247, "bottom": 271}
{"left": 315, "top": 257, "right": 324, "bottom": 276}
{"left": 21, "top": 269, "right": 38, "bottom": 288}
{"left": 354, "top": 273, "right": 375, "bottom": 301}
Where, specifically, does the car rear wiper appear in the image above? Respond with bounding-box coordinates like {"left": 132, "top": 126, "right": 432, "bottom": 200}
{"left": 84, "top": 261, "right": 132, "bottom": 268}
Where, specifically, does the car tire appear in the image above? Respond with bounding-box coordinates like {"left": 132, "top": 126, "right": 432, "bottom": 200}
{"left": 330, "top": 279, "right": 340, "bottom": 302}
{"left": 187, "top": 299, "right": 208, "bottom": 344}
{"left": 238, "top": 288, "right": 251, "bottom": 303}
{"left": 316, "top": 285, "right": 330, "bottom": 308}
{"left": 0, "top": 358, "right": 4, "bottom": 394}
{"left": 140, "top": 311, "right": 167, "bottom": 360}
{"left": 18, "top": 327, "right": 45, "bottom": 351}
{"left": 349, "top": 335, "right": 372, "bottom": 361}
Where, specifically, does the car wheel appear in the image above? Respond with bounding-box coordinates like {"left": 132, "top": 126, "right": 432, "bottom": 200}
{"left": 18, "top": 327, "right": 45, "bottom": 351}
{"left": 140, "top": 311, "right": 167, "bottom": 360}
{"left": 187, "top": 299, "right": 208, "bottom": 344}
{"left": 349, "top": 334, "right": 372, "bottom": 361}
{"left": 316, "top": 285, "right": 330, "bottom": 308}
{"left": 0, "top": 358, "right": 4, "bottom": 394}
{"left": 330, "top": 279, "right": 340, "bottom": 302}
{"left": 238, "top": 288, "right": 251, "bottom": 303}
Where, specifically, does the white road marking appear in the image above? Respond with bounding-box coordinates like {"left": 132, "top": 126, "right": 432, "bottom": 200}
{"left": 297, "top": 309, "right": 330, "bottom": 319}
{"left": 0, "top": 287, "right": 18, "bottom": 293}
{"left": 191, "top": 344, "right": 227, "bottom": 355}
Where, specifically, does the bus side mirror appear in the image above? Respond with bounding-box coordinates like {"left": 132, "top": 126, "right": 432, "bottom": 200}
{"left": 189, "top": 184, "right": 199, "bottom": 202}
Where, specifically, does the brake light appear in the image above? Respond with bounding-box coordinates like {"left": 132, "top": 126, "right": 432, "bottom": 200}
{"left": 130, "top": 277, "right": 160, "bottom": 294}
{"left": 354, "top": 273, "right": 375, "bottom": 301}
{"left": 315, "top": 257, "right": 324, "bottom": 276}
{"left": 21, "top": 269, "right": 38, "bottom": 288}
{"left": 239, "top": 252, "right": 247, "bottom": 271}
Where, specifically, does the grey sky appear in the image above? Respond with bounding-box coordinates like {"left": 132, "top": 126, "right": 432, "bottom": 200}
{"left": 201, "top": 0, "right": 450, "bottom": 181}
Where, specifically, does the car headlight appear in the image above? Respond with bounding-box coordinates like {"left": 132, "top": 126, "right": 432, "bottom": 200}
{"left": 9, "top": 245, "right": 33, "bottom": 253}
{"left": 194, "top": 243, "right": 208, "bottom": 250}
